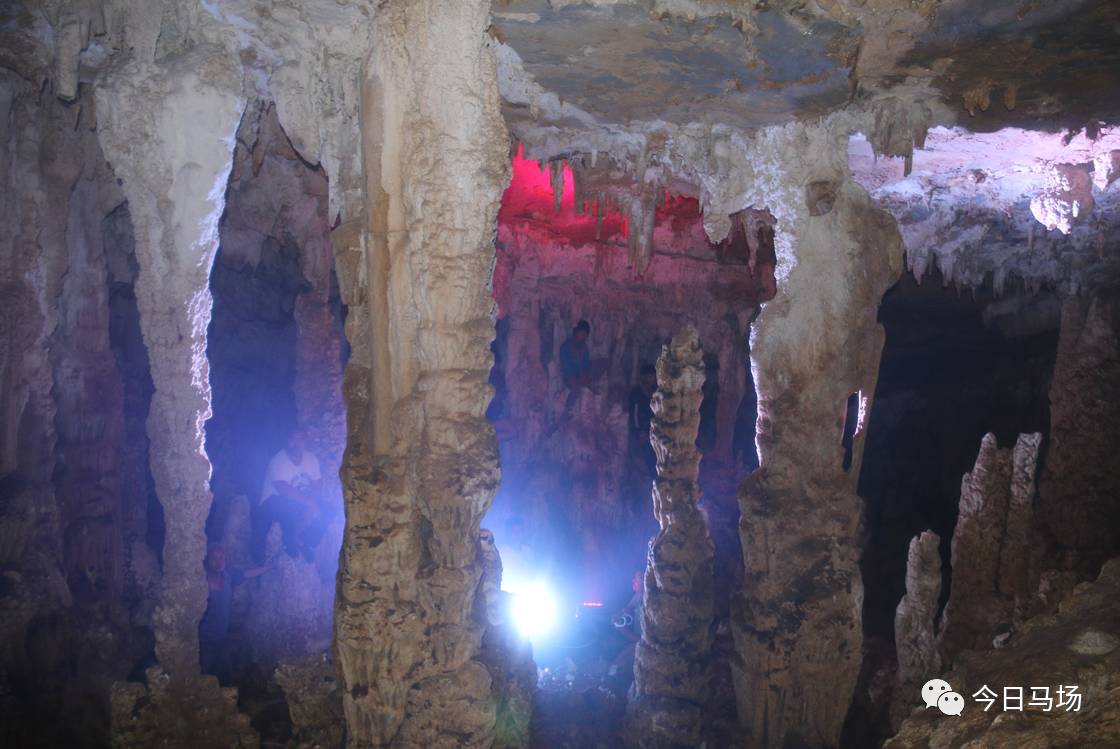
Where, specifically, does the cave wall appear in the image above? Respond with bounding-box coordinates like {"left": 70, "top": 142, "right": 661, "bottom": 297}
{"left": 0, "top": 72, "right": 162, "bottom": 745}
{"left": 489, "top": 163, "right": 772, "bottom": 591}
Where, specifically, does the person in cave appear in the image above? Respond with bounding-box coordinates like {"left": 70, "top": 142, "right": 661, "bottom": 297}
{"left": 559, "top": 319, "right": 601, "bottom": 409}
{"left": 251, "top": 427, "right": 327, "bottom": 563}
{"left": 628, "top": 363, "right": 658, "bottom": 473}
{"left": 607, "top": 569, "right": 644, "bottom": 693}
{"left": 199, "top": 544, "right": 267, "bottom": 684}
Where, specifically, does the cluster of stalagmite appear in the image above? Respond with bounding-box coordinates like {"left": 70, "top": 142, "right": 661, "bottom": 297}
{"left": 331, "top": 1, "right": 512, "bottom": 745}
{"left": 938, "top": 432, "right": 1041, "bottom": 663}
{"left": 627, "top": 326, "right": 715, "bottom": 747}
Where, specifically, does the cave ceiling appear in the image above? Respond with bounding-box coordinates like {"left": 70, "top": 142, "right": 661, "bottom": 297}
{"left": 494, "top": 0, "right": 1120, "bottom": 142}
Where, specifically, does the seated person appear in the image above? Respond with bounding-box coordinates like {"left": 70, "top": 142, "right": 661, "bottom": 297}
{"left": 558, "top": 319, "right": 605, "bottom": 409}
{"left": 199, "top": 544, "right": 267, "bottom": 684}
{"left": 252, "top": 428, "right": 326, "bottom": 563}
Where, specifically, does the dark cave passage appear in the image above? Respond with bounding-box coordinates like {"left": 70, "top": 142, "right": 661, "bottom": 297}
{"left": 199, "top": 103, "right": 348, "bottom": 741}
{"left": 860, "top": 269, "right": 1058, "bottom": 642}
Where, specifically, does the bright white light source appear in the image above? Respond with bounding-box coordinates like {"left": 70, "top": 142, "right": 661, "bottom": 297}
{"left": 509, "top": 579, "right": 557, "bottom": 643}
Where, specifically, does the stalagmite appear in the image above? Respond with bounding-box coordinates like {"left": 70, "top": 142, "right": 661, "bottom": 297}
{"left": 333, "top": 1, "right": 510, "bottom": 746}
{"left": 733, "top": 125, "right": 903, "bottom": 749}
{"left": 627, "top": 326, "right": 714, "bottom": 748}
{"left": 890, "top": 531, "right": 941, "bottom": 729}
{"left": 938, "top": 432, "right": 1041, "bottom": 664}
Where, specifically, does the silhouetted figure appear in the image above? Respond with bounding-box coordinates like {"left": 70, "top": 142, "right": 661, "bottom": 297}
{"left": 559, "top": 319, "right": 611, "bottom": 412}
{"left": 252, "top": 428, "right": 326, "bottom": 563}
{"left": 199, "top": 544, "right": 266, "bottom": 684}
{"left": 628, "top": 363, "right": 658, "bottom": 473}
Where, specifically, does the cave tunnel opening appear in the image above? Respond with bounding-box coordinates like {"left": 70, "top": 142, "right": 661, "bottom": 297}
{"left": 200, "top": 103, "right": 348, "bottom": 737}
{"left": 842, "top": 268, "right": 1059, "bottom": 745}
{"left": 484, "top": 148, "right": 771, "bottom": 744}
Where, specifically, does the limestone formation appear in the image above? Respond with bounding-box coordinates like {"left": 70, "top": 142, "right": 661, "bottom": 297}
{"left": 730, "top": 122, "right": 904, "bottom": 749}
{"left": 91, "top": 18, "right": 246, "bottom": 677}
{"left": 890, "top": 531, "right": 941, "bottom": 729}
{"left": 938, "top": 433, "right": 1041, "bottom": 665}
{"left": 110, "top": 667, "right": 258, "bottom": 749}
{"left": 627, "top": 326, "right": 714, "bottom": 747}
{"left": 275, "top": 655, "right": 345, "bottom": 749}
{"left": 332, "top": 2, "right": 510, "bottom": 746}
{"left": 887, "top": 558, "right": 1120, "bottom": 749}
{"left": 1034, "top": 295, "right": 1120, "bottom": 587}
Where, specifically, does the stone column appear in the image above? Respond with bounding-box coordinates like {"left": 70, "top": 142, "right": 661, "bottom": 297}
{"left": 627, "top": 326, "right": 715, "bottom": 747}
{"left": 95, "top": 48, "right": 244, "bottom": 677}
{"left": 1035, "top": 294, "right": 1120, "bottom": 584}
{"left": 734, "top": 159, "right": 903, "bottom": 747}
{"left": 333, "top": 1, "right": 510, "bottom": 746}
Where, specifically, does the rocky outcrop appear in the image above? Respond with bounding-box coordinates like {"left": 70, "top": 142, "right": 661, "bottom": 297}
{"left": 891, "top": 531, "right": 942, "bottom": 729}
{"left": 332, "top": 1, "right": 510, "bottom": 746}
{"left": 886, "top": 557, "right": 1120, "bottom": 749}
{"left": 1034, "top": 294, "right": 1120, "bottom": 588}
{"left": 730, "top": 123, "right": 904, "bottom": 749}
{"left": 938, "top": 433, "right": 1041, "bottom": 664}
{"left": 110, "top": 667, "right": 258, "bottom": 749}
{"left": 627, "top": 326, "right": 714, "bottom": 747}
{"left": 275, "top": 655, "right": 345, "bottom": 749}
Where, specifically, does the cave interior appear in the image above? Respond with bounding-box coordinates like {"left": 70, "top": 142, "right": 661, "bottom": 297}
{"left": 1, "top": 1, "right": 1119, "bottom": 748}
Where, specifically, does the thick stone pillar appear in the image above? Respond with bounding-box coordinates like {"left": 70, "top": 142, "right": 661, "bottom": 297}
{"left": 95, "top": 48, "right": 244, "bottom": 677}
{"left": 333, "top": 1, "right": 510, "bottom": 746}
{"left": 1035, "top": 294, "right": 1120, "bottom": 584}
{"left": 733, "top": 158, "right": 903, "bottom": 747}
{"left": 627, "top": 326, "right": 715, "bottom": 747}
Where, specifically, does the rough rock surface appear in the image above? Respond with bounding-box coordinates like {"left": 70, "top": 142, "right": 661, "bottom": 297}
{"left": 891, "top": 531, "right": 941, "bottom": 729}
{"left": 332, "top": 1, "right": 511, "bottom": 746}
{"left": 730, "top": 120, "right": 904, "bottom": 749}
{"left": 938, "top": 433, "right": 1041, "bottom": 665}
{"left": 1034, "top": 294, "right": 1120, "bottom": 588}
{"left": 110, "top": 666, "right": 258, "bottom": 749}
{"left": 886, "top": 558, "right": 1120, "bottom": 749}
{"left": 275, "top": 655, "right": 345, "bottom": 749}
{"left": 627, "top": 326, "right": 714, "bottom": 747}
{"left": 95, "top": 38, "right": 245, "bottom": 677}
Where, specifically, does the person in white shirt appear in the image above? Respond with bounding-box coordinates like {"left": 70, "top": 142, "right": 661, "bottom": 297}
{"left": 251, "top": 428, "right": 325, "bottom": 562}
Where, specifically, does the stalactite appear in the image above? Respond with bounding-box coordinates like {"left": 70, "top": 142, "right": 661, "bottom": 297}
{"left": 550, "top": 158, "right": 564, "bottom": 213}
{"left": 626, "top": 326, "right": 715, "bottom": 748}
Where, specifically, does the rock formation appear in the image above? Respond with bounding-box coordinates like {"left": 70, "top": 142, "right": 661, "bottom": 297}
{"left": 1034, "top": 295, "right": 1120, "bottom": 588}
{"left": 730, "top": 121, "right": 904, "bottom": 749}
{"left": 890, "top": 531, "right": 941, "bottom": 729}
{"left": 938, "top": 433, "right": 1041, "bottom": 664}
{"left": 887, "top": 557, "right": 1120, "bottom": 749}
{"left": 4, "top": 2, "right": 1120, "bottom": 748}
{"left": 627, "top": 326, "right": 714, "bottom": 747}
{"left": 332, "top": 2, "right": 510, "bottom": 746}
